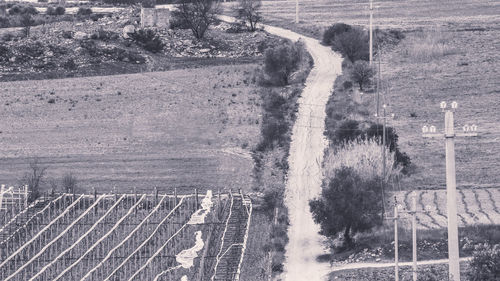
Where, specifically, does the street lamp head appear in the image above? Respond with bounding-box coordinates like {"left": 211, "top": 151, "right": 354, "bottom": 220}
{"left": 451, "top": 101, "right": 458, "bottom": 109}
{"left": 440, "top": 101, "right": 447, "bottom": 109}
{"left": 391, "top": 113, "right": 395, "bottom": 119}
{"left": 471, "top": 124, "right": 477, "bottom": 132}
{"left": 430, "top": 125, "right": 436, "bottom": 133}
{"left": 422, "top": 125, "right": 429, "bottom": 133}
{"left": 463, "top": 124, "right": 470, "bottom": 132}
{"left": 383, "top": 104, "right": 387, "bottom": 109}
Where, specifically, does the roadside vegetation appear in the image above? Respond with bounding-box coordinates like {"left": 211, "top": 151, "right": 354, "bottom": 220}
{"left": 240, "top": 39, "right": 313, "bottom": 280}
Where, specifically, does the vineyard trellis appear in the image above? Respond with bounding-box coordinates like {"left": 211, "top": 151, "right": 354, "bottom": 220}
{"left": 0, "top": 188, "right": 252, "bottom": 281}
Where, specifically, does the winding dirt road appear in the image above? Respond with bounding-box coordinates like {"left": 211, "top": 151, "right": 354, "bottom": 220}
{"left": 219, "top": 15, "right": 342, "bottom": 280}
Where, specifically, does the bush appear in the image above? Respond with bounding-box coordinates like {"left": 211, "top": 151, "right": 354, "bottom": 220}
{"left": 62, "top": 173, "right": 77, "bottom": 193}
{"left": 0, "top": 43, "right": 9, "bottom": 61}
{"left": 10, "top": 5, "right": 38, "bottom": 15}
{"left": 332, "top": 27, "right": 369, "bottom": 63}
{"left": 0, "top": 16, "right": 9, "bottom": 28}
{"left": 323, "top": 23, "right": 352, "bottom": 45}
{"left": 1, "top": 32, "right": 16, "bottom": 42}
{"left": 169, "top": 11, "right": 191, "bottom": 29}
{"left": 62, "top": 30, "right": 73, "bottom": 39}
{"left": 90, "top": 29, "right": 116, "bottom": 41}
{"left": 235, "top": 0, "right": 262, "bottom": 32}
{"left": 331, "top": 119, "right": 362, "bottom": 145}
{"left": 62, "top": 58, "right": 77, "bottom": 70}
{"left": 46, "top": 6, "right": 56, "bottom": 15}
{"left": 467, "top": 244, "right": 500, "bottom": 281}
{"left": 130, "top": 28, "right": 163, "bottom": 53}
{"left": 55, "top": 6, "right": 65, "bottom": 15}
{"left": 350, "top": 60, "right": 374, "bottom": 91}
{"left": 77, "top": 7, "right": 93, "bottom": 16}
{"left": 79, "top": 40, "right": 100, "bottom": 57}
{"left": 175, "top": 0, "right": 220, "bottom": 39}
{"left": 263, "top": 41, "right": 302, "bottom": 86}
{"left": 18, "top": 40, "right": 44, "bottom": 58}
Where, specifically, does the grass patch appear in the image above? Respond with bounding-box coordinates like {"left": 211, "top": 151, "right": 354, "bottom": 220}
{"left": 404, "top": 30, "right": 457, "bottom": 62}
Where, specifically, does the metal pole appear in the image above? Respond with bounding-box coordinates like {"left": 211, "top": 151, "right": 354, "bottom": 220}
{"left": 445, "top": 110, "right": 460, "bottom": 281}
{"left": 412, "top": 193, "right": 417, "bottom": 281}
{"left": 382, "top": 105, "right": 387, "bottom": 181}
{"left": 369, "top": 0, "right": 373, "bottom": 64}
{"left": 394, "top": 205, "right": 399, "bottom": 281}
{"left": 377, "top": 44, "right": 381, "bottom": 117}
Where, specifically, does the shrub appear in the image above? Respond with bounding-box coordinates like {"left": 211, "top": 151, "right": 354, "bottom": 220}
{"left": 342, "top": 80, "right": 353, "bottom": 89}
{"left": 0, "top": 43, "right": 8, "bottom": 61}
{"left": 350, "top": 60, "right": 374, "bottom": 91}
{"left": 0, "top": 16, "right": 8, "bottom": 28}
{"left": 10, "top": 5, "right": 38, "bottom": 15}
{"left": 263, "top": 41, "right": 302, "bottom": 86}
{"left": 467, "top": 244, "right": 500, "bottom": 281}
{"left": 62, "top": 58, "right": 77, "bottom": 70}
{"left": 62, "top": 30, "right": 73, "bottom": 39}
{"left": 323, "top": 23, "right": 352, "bottom": 45}
{"left": 330, "top": 119, "right": 362, "bottom": 145}
{"left": 62, "top": 173, "right": 77, "bottom": 193}
{"left": 8, "top": 5, "right": 22, "bottom": 15}
{"left": 46, "top": 6, "right": 56, "bottom": 15}
{"left": 55, "top": 6, "right": 65, "bottom": 15}
{"left": 1, "top": 32, "right": 16, "bottom": 42}
{"left": 77, "top": 7, "right": 93, "bottom": 16}
{"left": 18, "top": 40, "right": 44, "bottom": 58}
{"left": 130, "top": 28, "right": 163, "bottom": 53}
{"left": 90, "top": 28, "right": 115, "bottom": 41}
{"left": 79, "top": 40, "right": 100, "bottom": 57}
{"left": 332, "top": 27, "right": 369, "bottom": 62}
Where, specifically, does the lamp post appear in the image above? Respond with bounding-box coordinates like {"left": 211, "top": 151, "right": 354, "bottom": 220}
{"left": 422, "top": 101, "right": 478, "bottom": 281}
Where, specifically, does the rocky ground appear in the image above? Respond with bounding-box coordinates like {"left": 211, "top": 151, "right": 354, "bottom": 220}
{"left": 0, "top": 7, "right": 280, "bottom": 81}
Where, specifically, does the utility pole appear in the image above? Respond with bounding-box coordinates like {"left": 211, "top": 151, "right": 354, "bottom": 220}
{"left": 295, "top": 0, "right": 299, "bottom": 23}
{"left": 375, "top": 104, "right": 394, "bottom": 217}
{"left": 376, "top": 44, "right": 381, "bottom": 117}
{"left": 369, "top": 0, "right": 373, "bottom": 65}
{"left": 422, "top": 101, "right": 478, "bottom": 281}
{"left": 394, "top": 205, "right": 399, "bottom": 281}
{"left": 411, "top": 193, "right": 417, "bottom": 281}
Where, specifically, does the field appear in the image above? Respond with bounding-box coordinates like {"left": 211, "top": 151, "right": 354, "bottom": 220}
{"left": 256, "top": 0, "right": 500, "bottom": 190}
{"left": 0, "top": 64, "right": 263, "bottom": 194}
{"left": 0, "top": 190, "right": 252, "bottom": 280}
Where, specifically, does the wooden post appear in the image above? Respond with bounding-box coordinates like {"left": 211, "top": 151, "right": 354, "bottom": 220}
{"left": 94, "top": 187, "right": 98, "bottom": 215}
{"left": 174, "top": 188, "right": 178, "bottom": 205}
{"left": 195, "top": 188, "right": 199, "bottom": 210}
{"left": 154, "top": 187, "right": 158, "bottom": 206}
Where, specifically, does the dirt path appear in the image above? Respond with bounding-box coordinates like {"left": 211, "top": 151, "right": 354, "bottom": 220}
{"left": 220, "top": 15, "right": 343, "bottom": 281}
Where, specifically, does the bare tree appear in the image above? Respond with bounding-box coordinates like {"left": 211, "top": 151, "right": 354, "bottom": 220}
{"left": 175, "top": 0, "right": 221, "bottom": 39}
{"left": 350, "top": 60, "right": 374, "bottom": 91}
{"left": 235, "top": 0, "right": 261, "bottom": 32}
{"left": 62, "top": 173, "right": 77, "bottom": 193}
{"left": 21, "top": 158, "right": 47, "bottom": 202}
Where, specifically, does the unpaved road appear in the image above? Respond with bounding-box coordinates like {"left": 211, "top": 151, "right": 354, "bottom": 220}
{"left": 221, "top": 15, "right": 343, "bottom": 281}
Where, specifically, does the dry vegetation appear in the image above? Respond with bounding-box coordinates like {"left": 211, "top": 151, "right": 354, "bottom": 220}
{"left": 0, "top": 64, "right": 265, "bottom": 194}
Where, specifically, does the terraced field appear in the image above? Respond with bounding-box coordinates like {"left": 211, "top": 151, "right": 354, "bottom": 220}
{"left": 0, "top": 191, "right": 251, "bottom": 281}
{"left": 389, "top": 188, "right": 500, "bottom": 230}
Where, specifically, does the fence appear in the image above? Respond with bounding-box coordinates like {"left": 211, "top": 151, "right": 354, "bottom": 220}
{"left": 0, "top": 188, "right": 252, "bottom": 281}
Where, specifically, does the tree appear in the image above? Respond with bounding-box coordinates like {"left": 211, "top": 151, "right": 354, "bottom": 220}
{"left": 20, "top": 14, "right": 34, "bottom": 37}
{"left": 332, "top": 27, "right": 369, "bottom": 63}
{"left": 235, "top": 0, "right": 261, "bottom": 32}
{"left": 21, "top": 158, "right": 47, "bottom": 202}
{"left": 322, "top": 23, "right": 352, "bottom": 45}
{"left": 467, "top": 244, "right": 500, "bottom": 281}
{"left": 175, "top": 0, "right": 220, "bottom": 39}
{"left": 263, "top": 41, "right": 302, "bottom": 86}
{"left": 350, "top": 60, "right": 374, "bottom": 91}
{"left": 309, "top": 167, "right": 383, "bottom": 249}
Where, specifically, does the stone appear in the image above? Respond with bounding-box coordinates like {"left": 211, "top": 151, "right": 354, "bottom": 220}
{"left": 122, "top": 25, "right": 135, "bottom": 39}
{"left": 74, "top": 31, "right": 88, "bottom": 40}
